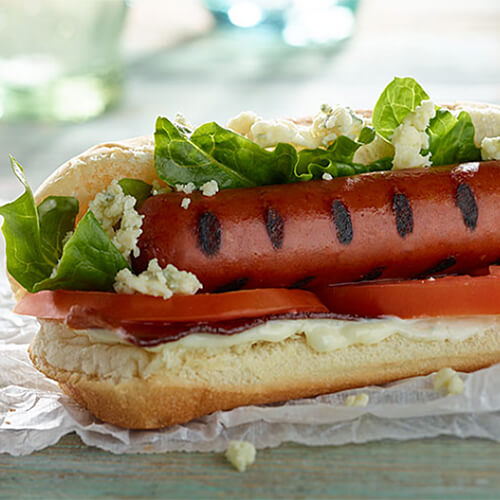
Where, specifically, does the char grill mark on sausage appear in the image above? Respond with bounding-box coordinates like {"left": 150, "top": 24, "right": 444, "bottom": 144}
{"left": 392, "top": 193, "right": 414, "bottom": 238}
{"left": 265, "top": 208, "right": 285, "bottom": 249}
{"left": 359, "top": 266, "right": 386, "bottom": 282}
{"left": 289, "top": 275, "right": 316, "bottom": 289}
{"left": 197, "top": 211, "right": 222, "bottom": 256}
{"left": 331, "top": 200, "right": 353, "bottom": 245}
{"left": 413, "top": 256, "right": 457, "bottom": 279}
{"left": 456, "top": 183, "right": 478, "bottom": 231}
{"left": 214, "top": 277, "right": 249, "bottom": 293}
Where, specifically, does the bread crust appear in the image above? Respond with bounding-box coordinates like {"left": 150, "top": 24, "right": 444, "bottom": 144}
{"left": 29, "top": 319, "right": 500, "bottom": 429}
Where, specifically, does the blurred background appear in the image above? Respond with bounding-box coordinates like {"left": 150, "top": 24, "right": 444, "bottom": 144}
{"left": 0, "top": 0, "right": 499, "bottom": 198}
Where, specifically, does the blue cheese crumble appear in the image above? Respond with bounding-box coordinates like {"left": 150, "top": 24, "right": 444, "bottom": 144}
{"left": 433, "top": 367, "right": 464, "bottom": 395}
{"left": 481, "top": 136, "right": 500, "bottom": 160}
{"left": 345, "top": 393, "right": 369, "bottom": 407}
{"left": 114, "top": 258, "right": 202, "bottom": 299}
{"left": 227, "top": 106, "right": 365, "bottom": 150}
{"left": 89, "top": 180, "right": 143, "bottom": 261}
{"left": 391, "top": 99, "right": 436, "bottom": 169}
{"left": 200, "top": 180, "right": 219, "bottom": 197}
{"left": 225, "top": 440, "right": 256, "bottom": 472}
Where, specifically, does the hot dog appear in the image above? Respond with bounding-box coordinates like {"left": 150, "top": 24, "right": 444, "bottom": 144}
{"left": 135, "top": 161, "right": 500, "bottom": 292}
{"left": 4, "top": 77, "right": 500, "bottom": 430}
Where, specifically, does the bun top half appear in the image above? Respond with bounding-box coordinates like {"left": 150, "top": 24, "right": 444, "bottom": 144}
{"left": 35, "top": 136, "right": 158, "bottom": 220}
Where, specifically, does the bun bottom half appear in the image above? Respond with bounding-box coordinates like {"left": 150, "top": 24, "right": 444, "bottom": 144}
{"left": 29, "top": 319, "right": 500, "bottom": 429}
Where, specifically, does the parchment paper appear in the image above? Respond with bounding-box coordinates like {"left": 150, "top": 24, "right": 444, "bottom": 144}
{"left": 1, "top": 260, "right": 500, "bottom": 456}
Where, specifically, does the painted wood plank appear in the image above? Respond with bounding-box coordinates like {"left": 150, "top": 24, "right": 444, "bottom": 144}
{"left": 1, "top": 435, "right": 499, "bottom": 499}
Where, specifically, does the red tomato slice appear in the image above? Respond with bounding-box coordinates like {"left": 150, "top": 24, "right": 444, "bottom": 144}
{"left": 14, "top": 288, "right": 328, "bottom": 323}
{"left": 314, "top": 266, "right": 500, "bottom": 319}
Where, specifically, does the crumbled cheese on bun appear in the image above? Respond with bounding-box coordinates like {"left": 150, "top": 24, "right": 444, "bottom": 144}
{"left": 227, "top": 111, "right": 260, "bottom": 137}
{"left": 322, "top": 172, "right": 333, "bottom": 181}
{"left": 114, "top": 258, "right": 202, "bottom": 299}
{"left": 481, "top": 136, "right": 500, "bottom": 160}
{"left": 225, "top": 441, "right": 256, "bottom": 472}
{"left": 180, "top": 197, "right": 191, "bottom": 209}
{"left": 312, "top": 104, "right": 364, "bottom": 144}
{"left": 200, "top": 180, "right": 219, "bottom": 197}
{"left": 227, "top": 106, "right": 365, "bottom": 150}
{"left": 456, "top": 106, "right": 500, "bottom": 147}
{"left": 433, "top": 367, "right": 464, "bottom": 395}
{"left": 345, "top": 393, "right": 369, "bottom": 407}
{"left": 391, "top": 99, "right": 436, "bottom": 169}
{"left": 249, "top": 118, "right": 304, "bottom": 148}
{"left": 89, "top": 180, "right": 143, "bottom": 260}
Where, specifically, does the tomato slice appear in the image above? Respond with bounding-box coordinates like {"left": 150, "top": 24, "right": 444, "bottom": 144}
{"left": 14, "top": 288, "right": 328, "bottom": 323}
{"left": 314, "top": 266, "right": 500, "bottom": 319}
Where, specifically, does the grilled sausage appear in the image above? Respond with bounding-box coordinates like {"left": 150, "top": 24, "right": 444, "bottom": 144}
{"left": 133, "top": 161, "right": 500, "bottom": 292}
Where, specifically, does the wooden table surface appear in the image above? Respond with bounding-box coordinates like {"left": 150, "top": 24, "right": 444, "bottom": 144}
{"left": 1, "top": 434, "right": 499, "bottom": 499}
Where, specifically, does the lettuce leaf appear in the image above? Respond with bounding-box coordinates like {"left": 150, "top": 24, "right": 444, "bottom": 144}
{"left": 426, "top": 109, "right": 481, "bottom": 165}
{"left": 38, "top": 196, "right": 79, "bottom": 265}
{"left": 32, "top": 211, "right": 129, "bottom": 292}
{"left": 154, "top": 118, "right": 388, "bottom": 188}
{"left": 0, "top": 158, "right": 78, "bottom": 291}
{"left": 191, "top": 122, "right": 298, "bottom": 185}
{"left": 118, "top": 178, "right": 152, "bottom": 206}
{"left": 372, "top": 77, "right": 430, "bottom": 140}
{"left": 0, "top": 158, "right": 130, "bottom": 293}
{"left": 294, "top": 132, "right": 389, "bottom": 181}
{"left": 155, "top": 117, "right": 259, "bottom": 189}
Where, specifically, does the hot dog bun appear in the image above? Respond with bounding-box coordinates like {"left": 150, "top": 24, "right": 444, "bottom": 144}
{"left": 29, "top": 319, "right": 500, "bottom": 429}
{"left": 18, "top": 101, "right": 500, "bottom": 429}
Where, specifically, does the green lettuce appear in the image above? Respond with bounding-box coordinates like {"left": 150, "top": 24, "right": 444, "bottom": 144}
{"left": 294, "top": 131, "right": 391, "bottom": 181}
{"left": 372, "top": 77, "right": 430, "bottom": 141}
{"left": 0, "top": 158, "right": 78, "bottom": 291}
{"left": 155, "top": 117, "right": 259, "bottom": 189}
{"left": 0, "top": 159, "right": 130, "bottom": 293}
{"left": 426, "top": 109, "right": 481, "bottom": 165}
{"left": 32, "top": 211, "right": 129, "bottom": 292}
{"left": 190, "top": 121, "right": 298, "bottom": 186}
{"left": 118, "top": 178, "right": 152, "bottom": 206}
{"left": 154, "top": 118, "right": 388, "bottom": 189}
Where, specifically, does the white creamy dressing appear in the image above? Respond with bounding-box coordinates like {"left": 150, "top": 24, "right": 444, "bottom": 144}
{"left": 81, "top": 315, "right": 500, "bottom": 353}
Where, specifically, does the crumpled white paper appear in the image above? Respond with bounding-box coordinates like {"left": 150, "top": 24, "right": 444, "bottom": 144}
{"left": 2, "top": 260, "right": 500, "bottom": 456}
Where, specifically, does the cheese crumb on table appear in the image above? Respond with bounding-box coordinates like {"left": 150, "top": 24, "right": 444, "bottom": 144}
{"left": 180, "top": 197, "right": 191, "bottom": 210}
{"left": 114, "top": 258, "right": 202, "bottom": 299}
{"left": 345, "top": 393, "right": 370, "bottom": 407}
{"left": 433, "top": 367, "right": 464, "bottom": 395}
{"left": 391, "top": 99, "right": 436, "bottom": 169}
{"left": 200, "top": 180, "right": 219, "bottom": 197}
{"left": 89, "top": 180, "right": 144, "bottom": 260}
{"left": 225, "top": 440, "right": 256, "bottom": 472}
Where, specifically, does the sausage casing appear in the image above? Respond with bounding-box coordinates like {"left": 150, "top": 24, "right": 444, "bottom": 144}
{"left": 134, "top": 161, "right": 500, "bottom": 292}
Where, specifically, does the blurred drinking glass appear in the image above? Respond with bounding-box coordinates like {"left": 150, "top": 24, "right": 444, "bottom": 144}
{"left": 0, "top": 0, "right": 127, "bottom": 122}
{"left": 204, "top": 0, "right": 361, "bottom": 48}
